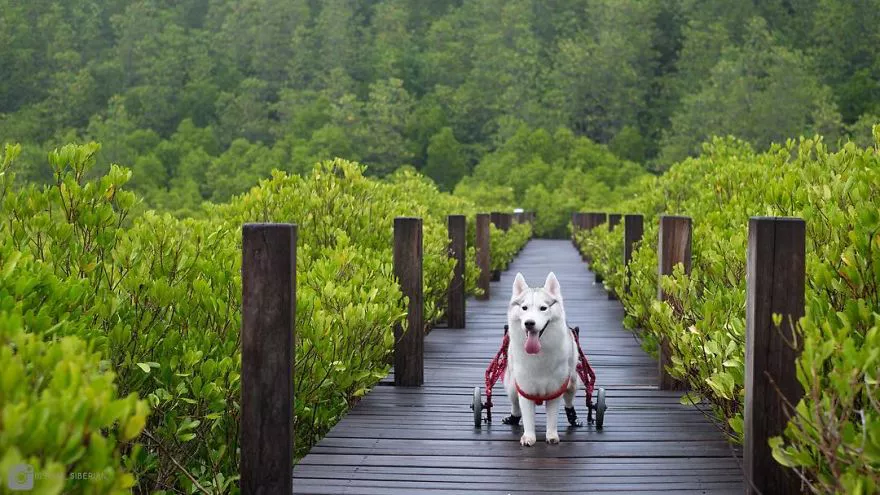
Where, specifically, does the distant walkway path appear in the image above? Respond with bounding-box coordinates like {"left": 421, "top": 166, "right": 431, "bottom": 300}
{"left": 292, "top": 239, "right": 744, "bottom": 494}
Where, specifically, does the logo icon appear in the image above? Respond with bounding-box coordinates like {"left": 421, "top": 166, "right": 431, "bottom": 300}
{"left": 7, "top": 463, "right": 34, "bottom": 491}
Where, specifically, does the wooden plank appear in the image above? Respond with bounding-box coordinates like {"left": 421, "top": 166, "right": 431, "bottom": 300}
{"left": 446, "top": 215, "right": 466, "bottom": 328}
{"left": 657, "top": 215, "right": 691, "bottom": 391}
{"left": 308, "top": 438, "right": 738, "bottom": 458}
{"left": 291, "top": 477, "right": 743, "bottom": 492}
{"left": 394, "top": 217, "right": 423, "bottom": 386}
{"left": 295, "top": 464, "right": 743, "bottom": 477}
{"left": 241, "top": 223, "right": 295, "bottom": 495}
{"left": 476, "top": 213, "right": 490, "bottom": 300}
{"left": 745, "top": 217, "right": 805, "bottom": 494}
{"left": 297, "top": 454, "right": 742, "bottom": 470}
{"left": 292, "top": 478, "right": 741, "bottom": 495}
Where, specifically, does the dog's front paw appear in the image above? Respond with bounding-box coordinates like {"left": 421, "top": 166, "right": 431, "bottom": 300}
{"left": 546, "top": 432, "right": 560, "bottom": 444}
{"left": 520, "top": 433, "right": 536, "bottom": 447}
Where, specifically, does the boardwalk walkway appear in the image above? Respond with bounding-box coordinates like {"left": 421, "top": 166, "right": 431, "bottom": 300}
{"left": 293, "top": 239, "right": 744, "bottom": 493}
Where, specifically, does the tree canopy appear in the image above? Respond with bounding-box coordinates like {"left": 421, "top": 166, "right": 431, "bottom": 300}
{"left": 1, "top": 0, "right": 878, "bottom": 210}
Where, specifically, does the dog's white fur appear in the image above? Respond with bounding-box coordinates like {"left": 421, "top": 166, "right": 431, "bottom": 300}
{"left": 505, "top": 272, "right": 578, "bottom": 446}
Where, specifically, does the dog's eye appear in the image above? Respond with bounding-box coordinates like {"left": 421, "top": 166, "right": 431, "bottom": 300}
{"left": 521, "top": 306, "right": 528, "bottom": 311}
{"left": 540, "top": 306, "right": 548, "bottom": 311}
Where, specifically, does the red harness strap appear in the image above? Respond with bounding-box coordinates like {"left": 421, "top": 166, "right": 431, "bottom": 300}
{"left": 515, "top": 377, "right": 571, "bottom": 405}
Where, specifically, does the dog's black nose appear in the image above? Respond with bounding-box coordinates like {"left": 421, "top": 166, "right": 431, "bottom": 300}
{"left": 524, "top": 320, "right": 536, "bottom": 330}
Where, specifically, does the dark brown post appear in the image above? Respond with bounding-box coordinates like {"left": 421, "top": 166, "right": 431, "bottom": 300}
{"left": 476, "top": 213, "right": 491, "bottom": 300}
{"left": 608, "top": 214, "right": 622, "bottom": 230}
{"left": 499, "top": 213, "right": 512, "bottom": 232}
{"left": 623, "top": 214, "right": 644, "bottom": 295}
{"left": 490, "top": 211, "right": 502, "bottom": 230}
{"left": 604, "top": 214, "right": 623, "bottom": 299}
{"left": 489, "top": 212, "right": 505, "bottom": 280}
{"left": 587, "top": 212, "right": 606, "bottom": 230}
{"left": 657, "top": 215, "right": 691, "bottom": 391}
{"left": 447, "top": 215, "right": 466, "bottom": 329}
{"left": 745, "top": 217, "right": 805, "bottom": 495}
{"left": 394, "top": 217, "right": 424, "bottom": 387}
{"left": 573, "top": 212, "right": 586, "bottom": 254}
{"left": 241, "top": 224, "right": 296, "bottom": 494}
{"left": 590, "top": 213, "right": 608, "bottom": 282}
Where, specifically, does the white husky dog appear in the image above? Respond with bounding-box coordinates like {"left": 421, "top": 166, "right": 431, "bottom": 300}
{"left": 504, "top": 272, "right": 579, "bottom": 446}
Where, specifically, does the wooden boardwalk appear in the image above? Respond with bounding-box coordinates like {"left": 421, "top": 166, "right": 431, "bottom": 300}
{"left": 292, "top": 239, "right": 744, "bottom": 494}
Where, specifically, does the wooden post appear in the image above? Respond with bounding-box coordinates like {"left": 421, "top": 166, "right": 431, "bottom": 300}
{"left": 573, "top": 212, "right": 586, "bottom": 255}
{"left": 447, "top": 215, "right": 466, "bottom": 329}
{"left": 241, "top": 223, "right": 296, "bottom": 495}
{"left": 590, "top": 213, "right": 608, "bottom": 282}
{"left": 745, "top": 217, "right": 805, "bottom": 495}
{"left": 490, "top": 211, "right": 502, "bottom": 230}
{"left": 476, "top": 213, "right": 491, "bottom": 300}
{"left": 489, "top": 212, "right": 505, "bottom": 280}
{"left": 586, "top": 212, "right": 605, "bottom": 229}
{"left": 623, "top": 214, "right": 644, "bottom": 295}
{"left": 657, "top": 215, "right": 691, "bottom": 391}
{"left": 499, "top": 213, "right": 512, "bottom": 232}
{"left": 608, "top": 214, "right": 622, "bottom": 230}
{"left": 394, "top": 217, "right": 424, "bottom": 387}
{"left": 605, "top": 214, "right": 623, "bottom": 299}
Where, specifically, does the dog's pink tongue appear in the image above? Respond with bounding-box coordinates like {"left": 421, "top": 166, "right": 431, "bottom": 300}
{"left": 525, "top": 332, "right": 541, "bottom": 354}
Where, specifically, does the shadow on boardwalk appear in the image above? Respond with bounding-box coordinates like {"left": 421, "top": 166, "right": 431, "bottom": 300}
{"left": 293, "top": 239, "right": 744, "bottom": 494}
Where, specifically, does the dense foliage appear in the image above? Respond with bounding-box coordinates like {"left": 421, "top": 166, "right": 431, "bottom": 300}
{"left": 4, "top": 0, "right": 880, "bottom": 210}
{"left": 490, "top": 222, "right": 532, "bottom": 271}
{"left": 456, "top": 126, "right": 648, "bottom": 237}
{"left": 0, "top": 143, "right": 530, "bottom": 492}
{"left": 575, "top": 133, "right": 880, "bottom": 493}
{"left": 0, "top": 242, "right": 148, "bottom": 494}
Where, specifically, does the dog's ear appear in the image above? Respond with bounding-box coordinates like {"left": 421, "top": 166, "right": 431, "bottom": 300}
{"left": 513, "top": 272, "right": 529, "bottom": 298}
{"left": 544, "top": 272, "right": 561, "bottom": 299}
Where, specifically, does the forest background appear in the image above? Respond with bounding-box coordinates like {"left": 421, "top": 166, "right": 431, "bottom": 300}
{"left": 3, "top": 0, "right": 878, "bottom": 230}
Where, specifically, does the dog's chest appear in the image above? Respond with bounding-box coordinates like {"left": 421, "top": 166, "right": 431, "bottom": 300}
{"left": 508, "top": 331, "right": 575, "bottom": 393}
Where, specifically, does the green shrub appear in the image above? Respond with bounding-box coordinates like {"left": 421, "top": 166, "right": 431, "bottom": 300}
{"left": 490, "top": 222, "right": 532, "bottom": 271}
{"left": 0, "top": 257, "right": 148, "bottom": 495}
{"left": 1, "top": 142, "right": 515, "bottom": 492}
{"left": 576, "top": 135, "right": 880, "bottom": 493}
